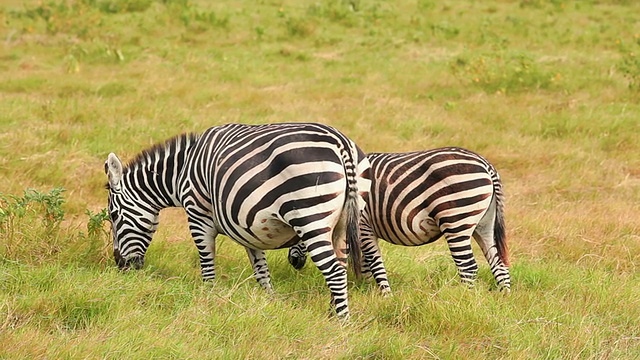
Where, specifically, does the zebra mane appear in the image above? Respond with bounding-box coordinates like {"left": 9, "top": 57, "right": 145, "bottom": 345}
{"left": 124, "top": 132, "right": 200, "bottom": 172}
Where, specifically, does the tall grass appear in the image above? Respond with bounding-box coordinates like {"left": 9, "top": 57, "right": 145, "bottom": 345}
{"left": 1, "top": 0, "right": 639, "bottom": 358}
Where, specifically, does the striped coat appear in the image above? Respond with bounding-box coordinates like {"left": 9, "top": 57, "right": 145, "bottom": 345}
{"left": 105, "top": 123, "right": 371, "bottom": 318}
{"left": 288, "top": 147, "right": 510, "bottom": 293}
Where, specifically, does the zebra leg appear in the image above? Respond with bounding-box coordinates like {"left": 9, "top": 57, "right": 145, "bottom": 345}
{"left": 245, "top": 248, "right": 274, "bottom": 293}
{"left": 473, "top": 208, "right": 511, "bottom": 292}
{"left": 360, "top": 259, "right": 372, "bottom": 279}
{"left": 287, "top": 242, "right": 308, "bottom": 270}
{"left": 443, "top": 230, "right": 479, "bottom": 287}
{"left": 303, "top": 234, "right": 350, "bottom": 319}
{"left": 360, "top": 225, "right": 392, "bottom": 296}
{"left": 473, "top": 231, "right": 511, "bottom": 292}
{"left": 186, "top": 217, "right": 218, "bottom": 281}
{"left": 332, "top": 231, "right": 348, "bottom": 271}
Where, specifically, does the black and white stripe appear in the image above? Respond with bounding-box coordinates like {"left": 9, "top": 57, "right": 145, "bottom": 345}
{"left": 105, "top": 123, "right": 371, "bottom": 318}
{"left": 288, "top": 147, "right": 511, "bottom": 293}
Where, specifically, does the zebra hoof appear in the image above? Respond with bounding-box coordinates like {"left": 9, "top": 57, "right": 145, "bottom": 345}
{"left": 380, "top": 287, "right": 393, "bottom": 297}
{"left": 117, "top": 255, "right": 144, "bottom": 271}
{"left": 262, "top": 283, "right": 275, "bottom": 294}
{"left": 265, "top": 287, "right": 275, "bottom": 296}
{"left": 288, "top": 253, "right": 307, "bottom": 270}
{"left": 337, "top": 313, "right": 351, "bottom": 325}
{"left": 361, "top": 269, "right": 373, "bottom": 279}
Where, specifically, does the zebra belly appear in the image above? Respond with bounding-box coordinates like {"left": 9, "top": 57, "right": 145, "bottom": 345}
{"left": 375, "top": 216, "right": 442, "bottom": 246}
{"left": 415, "top": 217, "right": 443, "bottom": 244}
{"left": 249, "top": 216, "right": 298, "bottom": 250}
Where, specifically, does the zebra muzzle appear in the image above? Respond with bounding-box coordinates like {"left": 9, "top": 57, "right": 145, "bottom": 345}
{"left": 114, "top": 249, "right": 144, "bottom": 271}
{"left": 288, "top": 251, "right": 307, "bottom": 270}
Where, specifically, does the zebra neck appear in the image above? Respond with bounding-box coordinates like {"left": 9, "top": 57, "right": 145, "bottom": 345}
{"left": 123, "top": 133, "right": 199, "bottom": 210}
{"left": 125, "top": 167, "right": 182, "bottom": 210}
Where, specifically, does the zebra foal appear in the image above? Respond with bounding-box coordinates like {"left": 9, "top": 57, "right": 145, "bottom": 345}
{"left": 288, "top": 147, "right": 511, "bottom": 293}
{"left": 104, "top": 123, "right": 371, "bottom": 318}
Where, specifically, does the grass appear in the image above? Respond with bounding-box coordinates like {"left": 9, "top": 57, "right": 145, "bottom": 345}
{"left": 1, "top": 0, "right": 640, "bottom": 358}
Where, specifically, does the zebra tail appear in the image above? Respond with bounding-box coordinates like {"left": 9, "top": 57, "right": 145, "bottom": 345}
{"left": 343, "top": 143, "right": 365, "bottom": 280}
{"left": 492, "top": 174, "right": 510, "bottom": 267}
{"left": 346, "top": 190, "right": 362, "bottom": 279}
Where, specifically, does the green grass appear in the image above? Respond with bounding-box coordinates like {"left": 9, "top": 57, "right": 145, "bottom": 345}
{"left": 1, "top": 0, "right": 640, "bottom": 358}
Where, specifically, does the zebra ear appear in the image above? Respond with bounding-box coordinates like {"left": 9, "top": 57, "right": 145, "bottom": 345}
{"left": 105, "top": 153, "right": 123, "bottom": 191}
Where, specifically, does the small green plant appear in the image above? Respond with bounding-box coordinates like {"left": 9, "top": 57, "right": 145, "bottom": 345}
{"left": 0, "top": 188, "right": 66, "bottom": 261}
{"left": 254, "top": 26, "right": 265, "bottom": 41}
{"left": 417, "top": 0, "right": 436, "bottom": 11}
{"left": 0, "top": 189, "right": 112, "bottom": 265}
{"left": 519, "top": 0, "right": 565, "bottom": 9}
{"left": 82, "top": 0, "right": 153, "bottom": 14}
{"left": 430, "top": 21, "right": 460, "bottom": 40}
{"left": 176, "top": 4, "right": 230, "bottom": 32}
{"left": 284, "top": 16, "right": 316, "bottom": 38}
{"left": 24, "top": 188, "right": 66, "bottom": 227}
{"left": 451, "top": 50, "right": 554, "bottom": 94}
{"left": 86, "top": 208, "right": 109, "bottom": 238}
{"left": 7, "top": 1, "right": 107, "bottom": 39}
{"left": 307, "top": 0, "right": 357, "bottom": 26}
{"left": 0, "top": 188, "right": 65, "bottom": 232}
{"left": 83, "top": 208, "right": 111, "bottom": 265}
{"left": 63, "top": 42, "right": 127, "bottom": 68}
{"left": 618, "top": 50, "right": 640, "bottom": 91}
{"left": 443, "top": 101, "right": 456, "bottom": 111}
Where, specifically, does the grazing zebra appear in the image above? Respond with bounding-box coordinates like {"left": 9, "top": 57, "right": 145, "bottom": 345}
{"left": 288, "top": 147, "right": 511, "bottom": 294}
{"left": 104, "top": 123, "right": 371, "bottom": 318}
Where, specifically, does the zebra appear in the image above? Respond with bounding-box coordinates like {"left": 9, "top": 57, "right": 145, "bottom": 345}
{"left": 287, "top": 147, "right": 511, "bottom": 294}
{"left": 104, "top": 122, "right": 371, "bottom": 318}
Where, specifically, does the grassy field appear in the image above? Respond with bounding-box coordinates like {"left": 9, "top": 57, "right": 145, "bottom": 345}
{"left": 1, "top": 0, "right": 639, "bottom": 358}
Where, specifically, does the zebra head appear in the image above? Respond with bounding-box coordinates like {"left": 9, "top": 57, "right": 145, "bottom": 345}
{"left": 105, "top": 153, "right": 159, "bottom": 271}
